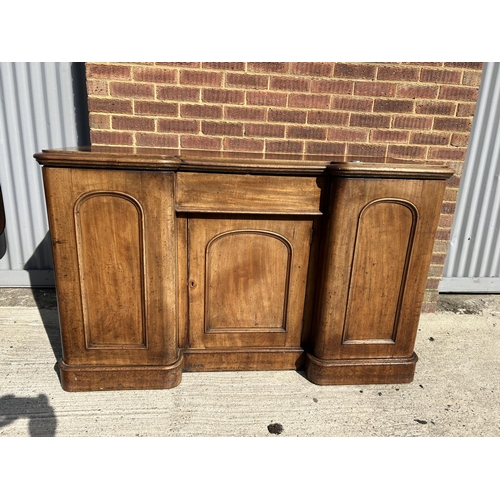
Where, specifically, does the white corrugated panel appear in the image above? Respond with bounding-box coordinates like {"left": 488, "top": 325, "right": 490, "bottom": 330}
{"left": 440, "top": 62, "right": 500, "bottom": 292}
{"left": 0, "top": 62, "right": 87, "bottom": 286}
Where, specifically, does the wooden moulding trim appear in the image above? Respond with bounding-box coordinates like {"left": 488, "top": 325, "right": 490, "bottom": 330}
{"left": 34, "top": 148, "right": 454, "bottom": 178}
{"left": 304, "top": 352, "right": 418, "bottom": 386}
{"left": 59, "top": 357, "right": 183, "bottom": 392}
{"left": 182, "top": 347, "right": 305, "bottom": 371}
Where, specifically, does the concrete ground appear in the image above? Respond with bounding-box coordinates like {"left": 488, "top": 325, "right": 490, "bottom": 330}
{"left": 0, "top": 288, "right": 499, "bottom": 437}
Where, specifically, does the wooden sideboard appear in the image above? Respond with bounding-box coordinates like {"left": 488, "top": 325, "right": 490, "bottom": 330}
{"left": 34, "top": 147, "right": 454, "bottom": 391}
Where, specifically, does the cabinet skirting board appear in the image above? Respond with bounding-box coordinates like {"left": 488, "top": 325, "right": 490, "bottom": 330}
{"left": 35, "top": 147, "right": 453, "bottom": 391}
{"left": 59, "top": 358, "right": 184, "bottom": 392}
{"left": 304, "top": 352, "right": 418, "bottom": 386}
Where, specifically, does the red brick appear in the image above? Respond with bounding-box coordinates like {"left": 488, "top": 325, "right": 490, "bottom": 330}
{"left": 349, "top": 113, "right": 391, "bottom": 128}
{"left": 266, "top": 140, "right": 304, "bottom": 153}
{"left": 308, "top": 110, "right": 349, "bottom": 126}
{"left": 291, "top": 62, "right": 334, "bottom": 77}
{"left": 225, "top": 106, "right": 266, "bottom": 121}
{"left": 305, "top": 142, "right": 346, "bottom": 155}
{"left": 425, "top": 277, "right": 441, "bottom": 290}
{"left": 373, "top": 99, "right": 414, "bottom": 113}
{"left": 443, "top": 187, "right": 459, "bottom": 202}
{"left": 87, "top": 80, "right": 109, "bottom": 96}
{"left": 133, "top": 67, "right": 177, "bottom": 84}
{"left": 288, "top": 93, "right": 330, "bottom": 109}
{"left": 158, "top": 119, "right": 199, "bottom": 133}
{"left": 157, "top": 86, "right": 200, "bottom": 102}
{"left": 433, "top": 117, "right": 472, "bottom": 131}
{"left": 432, "top": 240, "right": 450, "bottom": 253}
{"left": 462, "top": 71, "right": 483, "bottom": 87}
{"left": 428, "top": 147, "right": 467, "bottom": 161}
{"left": 410, "top": 132, "right": 450, "bottom": 145}
{"left": 393, "top": 115, "right": 433, "bottom": 130}
{"left": 112, "top": 116, "right": 155, "bottom": 131}
{"left": 354, "top": 81, "right": 397, "bottom": 97}
{"left": 270, "top": 76, "right": 310, "bottom": 92}
{"left": 428, "top": 264, "right": 445, "bottom": 277}
{"left": 226, "top": 73, "right": 269, "bottom": 89}
{"left": 457, "top": 103, "right": 477, "bottom": 117}
{"left": 311, "top": 79, "right": 353, "bottom": 94}
{"left": 416, "top": 100, "right": 456, "bottom": 115}
{"left": 224, "top": 137, "right": 264, "bottom": 152}
{"left": 387, "top": 145, "right": 426, "bottom": 159}
{"left": 247, "top": 62, "right": 289, "bottom": 73}
{"left": 436, "top": 229, "right": 451, "bottom": 240}
{"left": 246, "top": 91, "right": 287, "bottom": 107}
{"left": 377, "top": 65, "right": 419, "bottom": 81}
{"left": 438, "top": 214, "right": 454, "bottom": 228}
{"left": 287, "top": 126, "right": 327, "bottom": 140}
{"left": 451, "top": 133, "right": 469, "bottom": 147}
{"left": 201, "top": 121, "right": 244, "bottom": 136}
{"left": 135, "top": 133, "right": 178, "bottom": 148}
{"left": 397, "top": 84, "right": 438, "bottom": 99}
{"left": 134, "top": 101, "right": 178, "bottom": 116}
{"left": 420, "top": 69, "right": 462, "bottom": 84}
{"left": 110, "top": 82, "right": 154, "bottom": 99}
{"left": 268, "top": 109, "right": 307, "bottom": 124}
{"left": 86, "top": 63, "right": 131, "bottom": 80}
{"left": 89, "top": 114, "right": 110, "bottom": 129}
{"left": 244, "top": 123, "right": 285, "bottom": 138}
{"left": 331, "top": 96, "right": 373, "bottom": 111}
{"left": 180, "top": 104, "right": 223, "bottom": 119}
{"left": 157, "top": 62, "right": 200, "bottom": 68}
{"left": 439, "top": 85, "right": 479, "bottom": 102}
{"left": 181, "top": 135, "right": 221, "bottom": 150}
{"left": 333, "top": 63, "right": 377, "bottom": 80}
{"left": 446, "top": 175, "right": 461, "bottom": 188}
{"left": 404, "top": 62, "right": 443, "bottom": 67}
{"left": 180, "top": 70, "right": 222, "bottom": 86}
{"left": 420, "top": 302, "right": 437, "bottom": 313}
{"left": 444, "top": 62, "right": 483, "bottom": 70}
{"left": 348, "top": 144, "right": 387, "bottom": 157}
{"left": 90, "top": 130, "right": 133, "bottom": 145}
{"left": 202, "top": 88, "right": 244, "bottom": 104}
{"left": 370, "top": 130, "right": 409, "bottom": 143}
{"left": 328, "top": 128, "right": 369, "bottom": 142}
{"left": 431, "top": 253, "right": 447, "bottom": 265}
{"left": 202, "top": 62, "right": 245, "bottom": 71}
{"left": 88, "top": 97, "right": 133, "bottom": 114}
{"left": 440, "top": 202, "right": 457, "bottom": 215}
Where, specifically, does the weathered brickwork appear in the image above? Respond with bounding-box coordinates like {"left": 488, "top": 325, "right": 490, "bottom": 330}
{"left": 85, "top": 62, "right": 484, "bottom": 312}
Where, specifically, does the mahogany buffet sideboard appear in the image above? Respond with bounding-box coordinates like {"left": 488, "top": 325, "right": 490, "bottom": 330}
{"left": 34, "top": 147, "right": 453, "bottom": 391}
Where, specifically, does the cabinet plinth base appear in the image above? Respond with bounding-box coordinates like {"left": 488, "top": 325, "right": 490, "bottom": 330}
{"left": 59, "top": 357, "right": 183, "bottom": 392}
{"left": 183, "top": 347, "right": 304, "bottom": 372}
{"left": 304, "top": 352, "right": 418, "bottom": 385}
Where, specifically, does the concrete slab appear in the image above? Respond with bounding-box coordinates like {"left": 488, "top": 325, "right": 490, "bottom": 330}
{"left": 0, "top": 288, "right": 499, "bottom": 437}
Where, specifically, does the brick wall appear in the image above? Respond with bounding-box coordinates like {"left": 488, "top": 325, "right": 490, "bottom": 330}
{"left": 85, "top": 62, "right": 484, "bottom": 312}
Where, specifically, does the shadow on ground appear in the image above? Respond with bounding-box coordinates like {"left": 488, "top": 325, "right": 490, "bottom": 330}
{"left": 0, "top": 394, "right": 57, "bottom": 436}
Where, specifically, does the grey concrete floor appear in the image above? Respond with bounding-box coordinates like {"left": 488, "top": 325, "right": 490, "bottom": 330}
{"left": 0, "top": 288, "right": 499, "bottom": 438}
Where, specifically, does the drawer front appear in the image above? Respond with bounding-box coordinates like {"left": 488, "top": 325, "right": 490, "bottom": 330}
{"left": 176, "top": 172, "right": 324, "bottom": 214}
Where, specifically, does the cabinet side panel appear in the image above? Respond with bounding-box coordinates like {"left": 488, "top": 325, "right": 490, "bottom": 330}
{"left": 343, "top": 201, "right": 415, "bottom": 342}
{"left": 76, "top": 194, "right": 145, "bottom": 348}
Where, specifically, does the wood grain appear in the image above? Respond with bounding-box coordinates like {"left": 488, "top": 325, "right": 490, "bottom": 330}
{"left": 188, "top": 217, "right": 313, "bottom": 349}
{"left": 36, "top": 148, "right": 453, "bottom": 390}
{"left": 176, "top": 172, "right": 324, "bottom": 214}
{"left": 42, "top": 167, "right": 179, "bottom": 368}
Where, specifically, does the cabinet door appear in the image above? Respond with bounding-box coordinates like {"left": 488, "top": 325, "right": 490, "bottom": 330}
{"left": 313, "top": 177, "right": 446, "bottom": 360}
{"left": 187, "top": 217, "right": 313, "bottom": 349}
{"left": 43, "top": 167, "right": 177, "bottom": 366}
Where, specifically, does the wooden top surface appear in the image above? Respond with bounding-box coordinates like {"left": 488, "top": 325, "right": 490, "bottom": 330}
{"left": 34, "top": 146, "right": 454, "bottom": 179}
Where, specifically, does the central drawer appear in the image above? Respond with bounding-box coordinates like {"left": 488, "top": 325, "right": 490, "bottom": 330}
{"left": 175, "top": 172, "right": 324, "bottom": 214}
